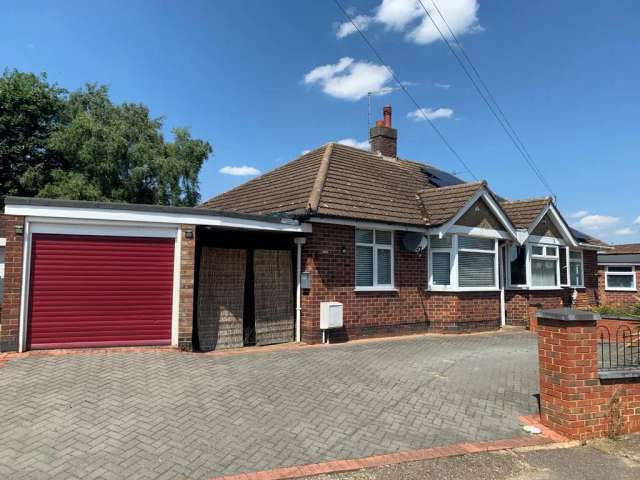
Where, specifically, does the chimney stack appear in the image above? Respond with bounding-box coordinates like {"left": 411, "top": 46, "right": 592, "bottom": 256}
{"left": 370, "top": 105, "right": 397, "bottom": 157}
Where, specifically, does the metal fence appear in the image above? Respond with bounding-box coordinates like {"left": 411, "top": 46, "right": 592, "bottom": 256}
{"left": 598, "top": 325, "right": 640, "bottom": 370}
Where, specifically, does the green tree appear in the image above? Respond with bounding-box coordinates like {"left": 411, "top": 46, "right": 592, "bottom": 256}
{"left": 0, "top": 69, "right": 65, "bottom": 196}
{"left": 1, "top": 71, "right": 212, "bottom": 206}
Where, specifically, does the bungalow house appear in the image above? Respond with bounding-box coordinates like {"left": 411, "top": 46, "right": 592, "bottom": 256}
{"left": 0, "top": 106, "right": 607, "bottom": 352}
{"left": 597, "top": 244, "right": 640, "bottom": 310}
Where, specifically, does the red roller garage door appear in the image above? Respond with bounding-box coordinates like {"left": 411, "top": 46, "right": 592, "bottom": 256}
{"left": 27, "top": 233, "right": 175, "bottom": 349}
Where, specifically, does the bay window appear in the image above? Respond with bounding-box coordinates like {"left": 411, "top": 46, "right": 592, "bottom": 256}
{"left": 605, "top": 266, "right": 636, "bottom": 291}
{"left": 355, "top": 228, "right": 394, "bottom": 289}
{"left": 530, "top": 245, "right": 559, "bottom": 288}
{"left": 428, "top": 235, "right": 498, "bottom": 291}
{"left": 568, "top": 250, "right": 584, "bottom": 287}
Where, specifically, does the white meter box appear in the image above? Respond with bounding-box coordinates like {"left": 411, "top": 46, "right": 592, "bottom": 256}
{"left": 320, "top": 302, "right": 343, "bottom": 330}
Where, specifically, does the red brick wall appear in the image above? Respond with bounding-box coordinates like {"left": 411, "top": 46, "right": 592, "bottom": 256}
{"left": 178, "top": 225, "right": 196, "bottom": 350}
{"left": 1, "top": 216, "right": 25, "bottom": 352}
{"left": 597, "top": 265, "right": 640, "bottom": 310}
{"left": 300, "top": 223, "right": 501, "bottom": 343}
{"left": 538, "top": 317, "right": 640, "bottom": 439}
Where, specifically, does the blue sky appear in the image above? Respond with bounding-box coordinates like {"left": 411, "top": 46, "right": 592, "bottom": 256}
{"left": 2, "top": 0, "right": 639, "bottom": 243}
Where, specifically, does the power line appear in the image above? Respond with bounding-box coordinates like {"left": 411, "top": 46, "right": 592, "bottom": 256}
{"left": 417, "top": 0, "right": 556, "bottom": 199}
{"left": 332, "top": 0, "right": 478, "bottom": 180}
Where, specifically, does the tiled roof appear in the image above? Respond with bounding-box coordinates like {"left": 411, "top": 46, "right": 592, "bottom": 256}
{"left": 201, "top": 142, "right": 607, "bottom": 247}
{"left": 416, "top": 181, "right": 485, "bottom": 225}
{"left": 202, "top": 143, "right": 462, "bottom": 225}
{"left": 500, "top": 197, "right": 551, "bottom": 229}
{"left": 608, "top": 243, "right": 640, "bottom": 254}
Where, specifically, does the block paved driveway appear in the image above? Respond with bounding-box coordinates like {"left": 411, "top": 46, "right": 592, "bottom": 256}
{"left": 0, "top": 331, "right": 539, "bottom": 479}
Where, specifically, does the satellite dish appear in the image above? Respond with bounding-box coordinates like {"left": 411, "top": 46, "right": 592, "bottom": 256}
{"left": 402, "top": 232, "right": 428, "bottom": 253}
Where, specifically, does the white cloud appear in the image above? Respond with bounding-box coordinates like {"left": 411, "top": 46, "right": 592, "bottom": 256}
{"left": 218, "top": 166, "right": 261, "bottom": 176}
{"left": 303, "top": 57, "right": 393, "bottom": 101}
{"left": 336, "top": 14, "right": 372, "bottom": 38}
{"left": 407, "top": 107, "right": 454, "bottom": 121}
{"left": 635, "top": 216, "right": 640, "bottom": 225}
{"left": 435, "top": 82, "right": 451, "bottom": 89}
{"left": 338, "top": 138, "right": 370, "bottom": 150}
{"left": 569, "top": 210, "right": 589, "bottom": 219}
{"left": 575, "top": 214, "right": 621, "bottom": 230}
{"left": 615, "top": 228, "right": 635, "bottom": 236}
{"left": 301, "top": 149, "right": 312, "bottom": 155}
{"left": 375, "top": 0, "right": 482, "bottom": 45}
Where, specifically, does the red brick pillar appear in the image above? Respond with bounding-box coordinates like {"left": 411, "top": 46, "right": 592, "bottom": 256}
{"left": 178, "top": 225, "right": 196, "bottom": 351}
{"left": 537, "top": 309, "right": 603, "bottom": 440}
{"left": 1, "top": 216, "right": 25, "bottom": 352}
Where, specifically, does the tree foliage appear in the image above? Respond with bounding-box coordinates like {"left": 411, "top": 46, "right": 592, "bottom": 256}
{"left": 0, "top": 70, "right": 211, "bottom": 206}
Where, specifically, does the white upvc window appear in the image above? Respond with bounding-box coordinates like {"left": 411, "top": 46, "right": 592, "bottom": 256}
{"left": 568, "top": 249, "right": 584, "bottom": 287}
{"left": 428, "top": 234, "right": 498, "bottom": 291}
{"left": 529, "top": 244, "right": 560, "bottom": 288}
{"left": 605, "top": 266, "right": 636, "bottom": 291}
{"left": 355, "top": 228, "right": 394, "bottom": 290}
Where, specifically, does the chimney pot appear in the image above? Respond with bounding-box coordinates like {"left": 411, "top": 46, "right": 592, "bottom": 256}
{"left": 375, "top": 119, "right": 384, "bottom": 127}
{"left": 383, "top": 105, "right": 392, "bottom": 127}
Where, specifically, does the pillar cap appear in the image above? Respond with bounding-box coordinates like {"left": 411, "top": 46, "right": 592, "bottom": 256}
{"left": 536, "top": 308, "right": 600, "bottom": 322}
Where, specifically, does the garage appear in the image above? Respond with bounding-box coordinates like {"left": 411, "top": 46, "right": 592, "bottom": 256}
{"left": 27, "top": 233, "right": 175, "bottom": 349}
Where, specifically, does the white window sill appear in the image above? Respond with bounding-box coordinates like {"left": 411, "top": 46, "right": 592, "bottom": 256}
{"left": 427, "top": 287, "right": 500, "bottom": 293}
{"left": 528, "top": 287, "right": 563, "bottom": 291}
{"left": 354, "top": 286, "right": 398, "bottom": 292}
{"left": 605, "top": 288, "right": 637, "bottom": 292}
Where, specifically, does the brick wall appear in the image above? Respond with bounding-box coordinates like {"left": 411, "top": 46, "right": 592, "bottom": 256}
{"left": 300, "top": 223, "right": 501, "bottom": 343}
{"left": 1, "top": 216, "right": 25, "bottom": 352}
{"left": 178, "top": 225, "right": 196, "bottom": 350}
{"left": 597, "top": 265, "right": 640, "bottom": 310}
{"left": 538, "top": 315, "right": 640, "bottom": 439}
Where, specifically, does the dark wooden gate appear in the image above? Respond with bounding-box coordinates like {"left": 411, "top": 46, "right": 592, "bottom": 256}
{"left": 253, "top": 249, "right": 294, "bottom": 346}
{"left": 197, "top": 247, "right": 246, "bottom": 351}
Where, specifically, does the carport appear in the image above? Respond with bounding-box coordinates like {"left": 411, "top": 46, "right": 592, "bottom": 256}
{"left": 0, "top": 197, "right": 310, "bottom": 353}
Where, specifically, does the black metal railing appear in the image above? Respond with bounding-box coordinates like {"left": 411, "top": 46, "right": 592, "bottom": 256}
{"left": 598, "top": 325, "right": 640, "bottom": 370}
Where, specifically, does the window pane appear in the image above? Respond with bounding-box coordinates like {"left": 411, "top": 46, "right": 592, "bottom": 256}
{"left": 458, "top": 236, "right": 493, "bottom": 251}
{"left": 355, "top": 229, "right": 373, "bottom": 244}
{"left": 569, "top": 250, "right": 581, "bottom": 260}
{"left": 545, "top": 246, "right": 557, "bottom": 256}
{"left": 356, "top": 246, "right": 373, "bottom": 286}
{"left": 532, "top": 246, "right": 544, "bottom": 255}
{"left": 429, "top": 235, "right": 452, "bottom": 249}
{"left": 375, "top": 230, "right": 392, "bottom": 245}
{"left": 459, "top": 252, "right": 495, "bottom": 287}
{"left": 608, "top": 266, "right": 633, "bottom": 273}
{"left": 509, "top": 246, "right": 526, "bottom": 285}
{"left": 570, "top": 261, "right": 583, "bottom": 286}
{"left": 607, "top": 274, "right": 634, "bottom": 289}
{"left": 377, "top": 249, "right": 392, "bottom": 285}
{"left": 432, "top": 252, "right": 451, "bottom": 285}
{"left": 0, "top": 247, "right": 4, "bottom": 264}
{"left": 532, "top": 259, "right": 557, "bottom": 287}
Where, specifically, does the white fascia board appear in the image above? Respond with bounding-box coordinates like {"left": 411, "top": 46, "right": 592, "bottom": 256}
{"left": 439, "top": 189, "right": 519, "bottom": 242}
{"left": 526, "top": 204, "right": 578, "bottom": 248}
{"left": 309, "top": 217, "right": 428, "bottom": 233}
{"left": 5, "top": 203, "right": 312, "bottom": 233}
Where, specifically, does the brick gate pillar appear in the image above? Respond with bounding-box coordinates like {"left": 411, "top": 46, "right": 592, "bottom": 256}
{"left": 537, "top": 308, "right": 640, "bottom": 440}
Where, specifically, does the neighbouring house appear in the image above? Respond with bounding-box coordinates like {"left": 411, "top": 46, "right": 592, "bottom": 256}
{"left": 597, "top": 243, "right": 640, "bottom": 310}
{"left": 0, "top": 106, "right": 608, "bottom": 353}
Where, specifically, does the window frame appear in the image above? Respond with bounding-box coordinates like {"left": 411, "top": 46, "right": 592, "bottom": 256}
{"left": 604, "top": 265, "right": 637, "bottom": 292}
{"left": 354, "top": 228, "right": 395, "bottom": 291}
{"left": 427, "top": 234, "right": 499, "bottom": 292}
{"left": 527, "top": 242, "right": 561, "bottom": 290}
{"left": 568, "top": 249, "right": 584, "bottom": 288}
{"left": 506, "top": 244, "right": 528, "bottom": 289}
